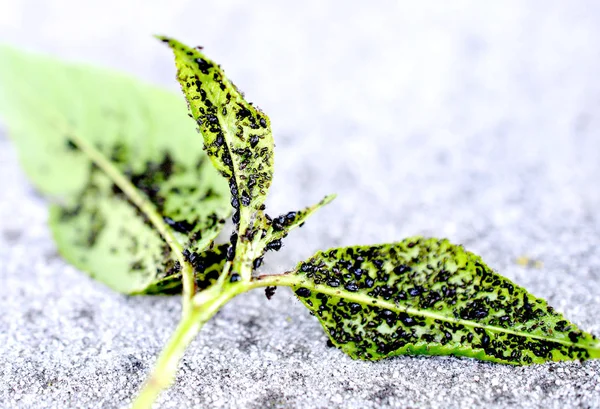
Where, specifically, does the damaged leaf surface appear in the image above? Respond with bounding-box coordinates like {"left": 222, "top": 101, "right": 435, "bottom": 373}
{"left": 159, "top": 36, "right": 274, "bottom": 235}
{"left": 290, "top": 237, "right": 600, "bottom": 364}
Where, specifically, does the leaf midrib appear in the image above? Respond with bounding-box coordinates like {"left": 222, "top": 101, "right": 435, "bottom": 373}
{"left": 67, "top": 125, "right": 185, "bottom": 260}
{"left": 254, "top": 274, "right": 600, "bottom": 354}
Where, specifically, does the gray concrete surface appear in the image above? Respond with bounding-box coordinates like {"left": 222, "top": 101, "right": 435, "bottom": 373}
{"left": 1, "top": 1, "right": 600, "bottom": 408}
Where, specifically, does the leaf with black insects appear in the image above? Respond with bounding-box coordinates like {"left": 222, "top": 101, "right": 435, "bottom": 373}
{"left": 259, "top": 194, "right": 336, "bottom": 256}
{"left": 0, "top": 46, "right": 230, "bottom": 294}
{"left": 288, "top": 237, "right": 600, "bottom": 364}
{"left": 140, "top": 244, "right": 229, "bottom": 295}
{"left": 158, "top": 36, "right": 274, "bottom": 235}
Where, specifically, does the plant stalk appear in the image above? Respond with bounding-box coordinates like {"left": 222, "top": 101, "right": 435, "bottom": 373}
{"left": 132, "top": 284, "right": 240, "bottom": 409}
{"left": 131, "top": 264, "right": 297, "bottom": 408}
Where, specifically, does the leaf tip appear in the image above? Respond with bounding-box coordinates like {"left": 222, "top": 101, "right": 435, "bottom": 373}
{"left": 154, "top": 34, "right": 174, "bottom": 46}
{"left": 321, "top": 194, "right": 337, "bottom": 206}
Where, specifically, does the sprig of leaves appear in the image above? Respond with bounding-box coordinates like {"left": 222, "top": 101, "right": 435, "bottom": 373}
{"left": 1, "top": 37, "right": 598, "bottom": 409}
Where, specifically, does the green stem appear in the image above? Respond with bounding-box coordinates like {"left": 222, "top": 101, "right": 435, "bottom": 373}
{"left": 132, "top": 197, "right": 265, "bottom": 408}
{"left": 248, "top": 272, "right": 302, "bottom": 289}
{"left": 132, "top": 283, "right": 241, "bottom": 409}
{"left": 132, "top": 310, "right": 203, "bottom": 409}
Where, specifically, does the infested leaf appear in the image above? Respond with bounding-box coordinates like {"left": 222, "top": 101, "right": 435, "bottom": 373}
{"left": 141, "top": 244, "right": 229, "bottom": 295}
{"left": 289, "top": 237, "right": 600, "bottom": 364}
{"left": 0, "top": 46, "right": 230, "bottom": 294}
{"left": 158, "top": 36, "right": 274, "bottom": 235}
{"left": 259, "top": 194, "right": 336, "bottom": 256}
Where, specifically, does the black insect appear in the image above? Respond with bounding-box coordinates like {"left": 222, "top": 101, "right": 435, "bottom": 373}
{"left": 265, "top": 286, "right": 276, "bottom": 300}
{"left": 266, "top": 239, "right": 282, "bottom": 252}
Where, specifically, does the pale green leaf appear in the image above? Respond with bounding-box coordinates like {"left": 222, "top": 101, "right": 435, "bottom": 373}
{"left": 158, "top": 36, "right": 274, "bottom": 234}
{"left": 289, "top": 237, "right": 600, "bottom": 364}
{"left": 0, "top": 46, "right": 230, "bottom": 294}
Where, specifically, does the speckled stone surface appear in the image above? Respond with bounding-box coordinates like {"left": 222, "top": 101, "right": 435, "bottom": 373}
{"left": 1, "top": 1, "right": 600, "bottom": 408}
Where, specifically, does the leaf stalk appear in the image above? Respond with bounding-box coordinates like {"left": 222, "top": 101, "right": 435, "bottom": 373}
{"left": 132, "top": 281, "right": 243, "bottom": 409}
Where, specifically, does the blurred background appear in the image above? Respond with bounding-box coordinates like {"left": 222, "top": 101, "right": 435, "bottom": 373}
{"left": 1, "top": 1, "right": 600, "bottom": 408}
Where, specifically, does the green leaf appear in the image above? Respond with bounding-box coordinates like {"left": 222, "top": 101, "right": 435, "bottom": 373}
{"left": 260, "top": 194, "right": 336, "bottom": 253}
{"left": 0, "top": 46, "right": 230, "bottom": 294}
{"left": 158, "top": 36, "right": 274, "bottom": 234}
{"left": 289, "top": 237, "right": 600, "bottom": 364}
